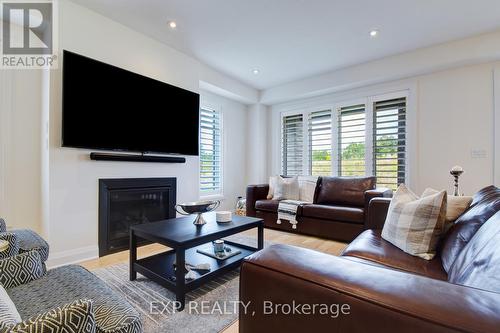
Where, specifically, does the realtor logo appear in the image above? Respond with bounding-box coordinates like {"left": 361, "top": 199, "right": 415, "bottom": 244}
{"left": 1, "top": 0, "right": 57, "bottom": 68}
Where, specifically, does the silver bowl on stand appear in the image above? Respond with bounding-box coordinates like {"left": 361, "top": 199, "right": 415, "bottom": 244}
{"left": 174, "top": 200, "right": 220, "bottom": 225}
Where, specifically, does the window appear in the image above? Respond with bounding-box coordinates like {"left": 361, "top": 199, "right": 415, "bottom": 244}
{"left": 282, "top": 114, "right": 304, "bottom": 176}
{"left": 308, "top": 110, "right": 332, "bottom": 176}
{"left": 338, "top": 104, "right": 366, "bottom": 176}
{"left": 373, "top": 97, "right": 407, "bottom": 190}
{"left": 199, "top": 107, "right": 222, "bottom": 195}
{"left": 279, "top": 93, "right": 408, "bottom": 188}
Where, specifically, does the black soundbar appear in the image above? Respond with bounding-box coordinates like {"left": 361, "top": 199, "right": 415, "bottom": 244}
{"left": 90, "top": 152, "right": 186, "bottom": 163}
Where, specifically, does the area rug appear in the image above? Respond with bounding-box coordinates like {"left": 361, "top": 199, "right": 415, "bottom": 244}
{"left": 92, "top": 234, "right": 265, "bottom": 333}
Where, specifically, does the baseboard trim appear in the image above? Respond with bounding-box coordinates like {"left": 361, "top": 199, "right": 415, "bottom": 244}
{"left": 46, "top": 245, "right": 98, "bottom": 269}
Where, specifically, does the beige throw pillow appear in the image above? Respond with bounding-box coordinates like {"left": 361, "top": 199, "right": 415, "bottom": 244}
{"left": 298, "top": 176, "right": 318, "bottom": 203}
{"left": 422, "top": 188, "right": 472, "bottom": 223}
{"left": 381, "top": 184, "right": 447, "bottom": 260}
{"left": 267, "top": 176, "right": 278, "bottom": 199}
{"left": 273, "top": 176, "right": 300, "bottom": 200}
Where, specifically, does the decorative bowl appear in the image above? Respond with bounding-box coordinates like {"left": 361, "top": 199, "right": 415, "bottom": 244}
{"left": 174, "top": 200, "right": 220, "bottom": 225}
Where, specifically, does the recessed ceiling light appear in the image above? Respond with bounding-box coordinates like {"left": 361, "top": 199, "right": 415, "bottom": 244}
{"left": 370, "top": 29, "right": 379, "bottom": 37}
{"left": 252, "top": 69, "right": 260, "bottom": 75}
{"left": 168, "top": 21, "right": 177, "bottom": 29}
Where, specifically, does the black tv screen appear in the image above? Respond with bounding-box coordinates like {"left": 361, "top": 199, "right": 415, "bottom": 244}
{"left": 62, "top": 50, "right": 200, "bottom": 156}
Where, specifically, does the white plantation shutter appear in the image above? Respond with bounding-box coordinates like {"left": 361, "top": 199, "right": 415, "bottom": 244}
{"left": 373, "top": 97, "right": 407, "bottom": 190}
{"left": 279, "top": 92, "right": 408, "bottom": 186}
{"left": 338, "top": 104, "right": 366, "bottom": 176}
{"left": 308, "top": 110, "right": 332, "bottom": 176}
{"left": 200, "top": 107, "right": 222, "bottom": 195}
{"left": 282, "top": 114, "right": 303, "bottom": 176}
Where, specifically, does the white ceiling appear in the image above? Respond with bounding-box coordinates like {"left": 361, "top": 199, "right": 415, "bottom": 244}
{"left": 71, "top": 0, "right": 500, "bottom": 90}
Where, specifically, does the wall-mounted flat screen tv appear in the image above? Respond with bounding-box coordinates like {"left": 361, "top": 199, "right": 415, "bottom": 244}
{"left": 62, "top": 50, "right": 200, "bottom": 156}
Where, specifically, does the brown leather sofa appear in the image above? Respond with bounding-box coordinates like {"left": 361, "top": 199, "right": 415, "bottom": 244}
{"left": 239, "top": 185, "right": 500, "bottom": 333}
{"left": 246, "top": 176, "right": 392, "bottom": 242}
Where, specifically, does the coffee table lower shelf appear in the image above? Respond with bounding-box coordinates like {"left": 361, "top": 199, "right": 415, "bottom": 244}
{"left": 132, "top": 241, "right": 256, "bottom": 303}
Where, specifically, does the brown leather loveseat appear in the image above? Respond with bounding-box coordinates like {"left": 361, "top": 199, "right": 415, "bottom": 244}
{"left": 246, "top": 176, "right": 392, "bottom": 242}
{"left": 239, "top": 185, "right": 500, "bottom": 333}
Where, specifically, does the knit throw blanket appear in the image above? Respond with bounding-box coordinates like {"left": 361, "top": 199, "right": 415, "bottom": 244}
{"left": 277, "top": 200, "right": 307, "bottom": 229}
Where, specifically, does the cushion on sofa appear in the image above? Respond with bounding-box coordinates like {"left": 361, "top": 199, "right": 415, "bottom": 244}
{"left": 0, "top": 250, "right": 45, "bottom": 289}
{"left": 7, "top": 265, "right": 142, "bottom": 333}
{"left": 298, "top": 176, "right": 318, "bottom": 203}
{"left": 10, "top": 299, "right": 96, "bottom": 333}
{"left": 422, "top": 188, "right": 472, "bottom": 224}
{"left": 447, "top": 211, "right": 500, "bottom": 292}
{"left": 0, "top": 285, "right": 21, "bottom": 330}
{"left": 301, "top": 205, "right": 364, "bottom": 224}
{"left": 381, "top": 185, "right": 447, "bottom": 260}
{"left": 440, "top": 185, "right": 500, "bottom": 273}
{"left": 470, "top": 184, "right": 498, "bottom": 206}
{"left": 314, "top": 176, "right": 375, "bottom": 207}
{"left": 255, "top": 200, "right": 280, "bottom": 213}
{"left": 341, "top": 230, "right": 447, "bottom": 280}
{"left": 273, "top": 176, "right": 300, "bottom": 200}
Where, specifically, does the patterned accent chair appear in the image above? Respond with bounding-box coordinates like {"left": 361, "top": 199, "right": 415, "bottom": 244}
{"left": 0, "top": 251, "right": 143, "bottom": 332}
{"left": 0, "top": 218, "right": 142, "bottom": 332}
{"left": 0, "top": 218, "right": 50, "bottom": 264}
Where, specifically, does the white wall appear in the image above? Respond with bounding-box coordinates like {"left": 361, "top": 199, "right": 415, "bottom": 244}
{"left": 200, "top": 91, "right": 248, "bottom": 210}
{"left": 416, "top": 63, "right": 494, "bottom": 194}
{"left": 494, "top": 65, "right": 500, "bottom": 186}
{"left": 0, "top": 70, "right": 43, "bottom": 232}
{"left": 261, "top": 29, "right": 500, "bottom": 105}
{"left": 42, "top": 1, "right": 256, "bottom": 266}
{"left": 269, "top": 62, "right": 497, "bottom": 195}
{"left": 246, "top": 104, "right": 269, "bottom": 184}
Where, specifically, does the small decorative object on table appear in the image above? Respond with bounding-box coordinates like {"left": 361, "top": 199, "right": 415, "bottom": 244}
{"left": 174, "top": 200, "right": 220, "bottom": 225}
{"left": 197, "top": 241, "right": 242, "bottom": 260}
{"left": 450, "top": 165, "right": 464, "bottom": 196}
{"left": 213, "top": 239, "right": 225, "bottom": 253}
{"left": 235, "top": 196, "right": 246, "bottom": 216}
{"left": 216, "top": 211, "right": 232, "bottom": 223}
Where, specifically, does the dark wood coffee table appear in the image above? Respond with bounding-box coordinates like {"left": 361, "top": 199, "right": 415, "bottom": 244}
{"left": 129, "top": 213, "right": 263, "bottom": 310}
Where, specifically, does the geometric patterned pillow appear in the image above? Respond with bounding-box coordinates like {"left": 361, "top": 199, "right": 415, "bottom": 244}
{"left": 0, "top": 251, "right": 45, "bottom": 289}
{"left": 382, "top": 184, "right": 447, "bottom": 260}
{"left": 0, "top": 218, "right": 6, "bottom": 232}
{"left": 9, "top": 299, "right": 96, "bottom": 333}
{"left": 0, "top": 232, "right": 20, "bottom": 260}
{"left": 94, "top": 302, "right": 143, "bottom": 333}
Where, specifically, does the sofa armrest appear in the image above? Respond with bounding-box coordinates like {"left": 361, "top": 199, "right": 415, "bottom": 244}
{"left": 365, "top": 197, "right": 392, "bottom": 230}
{"left": 246, "top": 184, "right": 270, "bottom": 216}
{"left": 13, "top": 229, "right": 50, "bottom": 263}
{"left": 240, "top": 244, "right": 500, "bottom": 333}
{"left": 364, "top": 187, "right": 392, "bottom": 214}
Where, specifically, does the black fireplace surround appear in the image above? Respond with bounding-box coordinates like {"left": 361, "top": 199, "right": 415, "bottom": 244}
{"left": 99, "top": 178, "right": 176, "bottom": 257}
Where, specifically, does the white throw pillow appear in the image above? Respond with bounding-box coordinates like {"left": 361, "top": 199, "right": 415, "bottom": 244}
{"left": 0, "top": 285, "right": 21, "bottom": 330}
{"left": 298, "top": 176, "right": 318, "bottom": 203}
{"left": 421, "top": 188, "right": 472, "bottom": 223}
{"left": 267, "top": 176, "right": 278, "bottom": 199}
{"left": 273, "top": 176, "right": 300, "bottom": 200}
{"left": 381, "top": 184, "right": 447, "bottom": 260}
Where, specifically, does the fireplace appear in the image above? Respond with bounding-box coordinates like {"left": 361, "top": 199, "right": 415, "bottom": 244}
{"left": 98, "top": 178, "right": 176, "bottom": 257}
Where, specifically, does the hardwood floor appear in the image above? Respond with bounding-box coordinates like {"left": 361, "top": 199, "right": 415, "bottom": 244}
{"left": 80, "top": 228, "right": 347, "bottom": 333}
